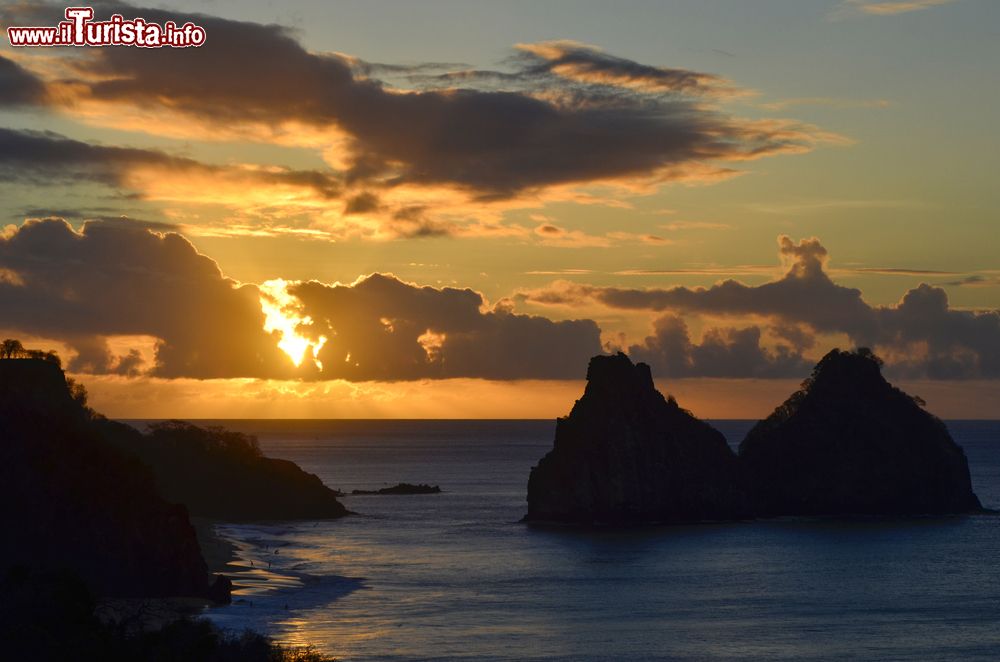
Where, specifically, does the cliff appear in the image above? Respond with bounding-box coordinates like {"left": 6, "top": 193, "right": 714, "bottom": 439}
{"left": 0, "top": 359, "right": 213, "bottom": 598}
{"left": 525, "top": 353, "right": 745, "bottom": 524}
{"left": 98, "top": 419, "right": 348, "bottom": 521}
{"left": 739, "top": 348, "right": 982, "bottom": 517}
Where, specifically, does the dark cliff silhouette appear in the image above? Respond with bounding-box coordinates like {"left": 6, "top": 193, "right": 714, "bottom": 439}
{"left": 525, "top": 352, "right": 746, "bottom": 524}
{"left": 526, "top": 349, "right": 982, "bottom": 525}
{"left": 0, "top": 358, "right": 214, "bottom": 599}
{"left": 98, "top": 419, "right": 348, "bottom": 521}
{"left": 0, "top": 344, "right": 339, "bottom": 660}
{"left": 739, "top": 348, "right": 982, "bottom": 517}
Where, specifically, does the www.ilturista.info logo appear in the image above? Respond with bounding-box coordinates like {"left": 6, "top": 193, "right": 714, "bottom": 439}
{"left": 7, "top": 7, "right": 206, "bottom": 48}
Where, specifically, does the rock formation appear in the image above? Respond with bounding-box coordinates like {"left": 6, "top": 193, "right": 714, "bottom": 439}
{"left": 98, "top": 419, "right": 348, "bottom": 522}
{"left": 350, "top": 483, "right": 442, "bottom": 495}
{"left": 525, "top": 353, "right": 745, "bottom": 524}
{"left": 0, "top": 359, "right": 215, "bottom": 599}
{"left": 739, "top": 348, "right": 982, "bottom": 517}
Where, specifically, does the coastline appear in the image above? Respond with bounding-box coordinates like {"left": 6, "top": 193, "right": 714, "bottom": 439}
{"left": 192, "top": 517, "right": 239, "bottom": 574}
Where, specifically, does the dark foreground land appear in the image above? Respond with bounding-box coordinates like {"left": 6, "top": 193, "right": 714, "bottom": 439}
{"left": 0, "top": 349, "right": 342, "bottom": 661}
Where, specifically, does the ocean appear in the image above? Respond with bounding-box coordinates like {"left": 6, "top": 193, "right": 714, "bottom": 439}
{"left": 153, "top": 419, "right": 1000, "bottom": 661}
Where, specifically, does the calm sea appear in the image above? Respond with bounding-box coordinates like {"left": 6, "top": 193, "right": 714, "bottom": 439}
{"left": 136, "top": 419, "right": 1000, "bottom": 661}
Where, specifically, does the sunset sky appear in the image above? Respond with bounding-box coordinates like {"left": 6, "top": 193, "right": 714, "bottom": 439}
{"left": 0, "top": 0, "right": 997, "bottom": 418}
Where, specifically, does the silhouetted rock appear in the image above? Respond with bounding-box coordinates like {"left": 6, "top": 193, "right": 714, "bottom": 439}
{"left": 207, "top": 574, "right": 234, "bottom": 605}
{"left": 350, "top": 483, "right": 442, "bottom": 495}
{"left": 739, "top": 348, "right": 982, "bottom": 517}
{"left": 0, "top": 359, "right": 216, "bottom": 599}
{"left": 98, "top": 419, "right": 348, "bottom": 522}
{"left": 526, "top": 353, "right": 745, "bottom": 524}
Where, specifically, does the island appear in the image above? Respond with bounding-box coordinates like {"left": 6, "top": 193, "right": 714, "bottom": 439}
{"left": 525, "top": 349, "right": 983, "bottom": 524}
{"left": 525, "top": 352, "right": 746, "bottom": 524}
{"left": 350, "top": 483, "right": 442, "bottom": 495}
{"left": 738, "top": 348, "right": 982, "bottom": 517}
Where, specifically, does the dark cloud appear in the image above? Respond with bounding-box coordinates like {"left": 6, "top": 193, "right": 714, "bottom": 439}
{"left": 387, "top": 206, "right": 453, "bottom": 238}
{"left": 0, "top": 219, "right": 601, "bottom": 380}
{"left": 290, "top": 274, "right": 602, "bottom": 380}
{"left": 875, "top": 284, "right": 1000, "bottom": 379}
{"left": 0, "top": 55, "right": 46, "bottom": 106}
{"left": 509, "top": 41, "right": 731, "bottom": 95}
{"left": 939, "top": 274, "right": 1000, "bottom": 288}
{"left": 400, "top": 41, "right": 730, "bottom": 96}
{"left": 0, "top": 127, "right": 341, "bottom": 198}
{"left": 523, "top": 235, "right": 1000, "bottom": 378}
{"left": 343, "top": 192, "right": 381, "bottom": 215}
{"left": 74, "top": 216, "right": 180, "bottom": 233}
{"left": 523, "top": 236, "right": 875, "bottom": 338}
{"left": 0, "top": 218, "right": 293, "bottom": 379}
{"left": 5, "top": 4, "right": 826, "bottom": 200}
{"left": 627, "top": 315, "right": 811, "bottom": 378}
{"left": 17, "top": 208, "right": 87, "bottom": 220}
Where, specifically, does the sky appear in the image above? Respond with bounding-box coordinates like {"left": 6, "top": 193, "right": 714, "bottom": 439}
{"left": 0, "top": 0, "right": 997, "bottom": 418}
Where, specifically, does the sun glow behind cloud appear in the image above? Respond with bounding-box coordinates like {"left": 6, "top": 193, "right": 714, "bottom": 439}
{"left": 259, "top": 279, "right": 327, "bottom": 370}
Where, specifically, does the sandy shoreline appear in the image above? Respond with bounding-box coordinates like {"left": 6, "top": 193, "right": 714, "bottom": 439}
{"left": 192, "top": 517, "right": 239, "bottom": 574}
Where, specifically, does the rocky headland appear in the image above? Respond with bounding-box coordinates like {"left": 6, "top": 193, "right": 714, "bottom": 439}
{"left": 98, "top": 418, "right": 348, "bottom": 522}
{"left": 0, "top": 358, "right": 218, "bottom": 599}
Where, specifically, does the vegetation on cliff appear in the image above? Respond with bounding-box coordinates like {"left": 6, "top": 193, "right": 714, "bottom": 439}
{"left": 739, "top": 348, "right": 981, "bottom": 516}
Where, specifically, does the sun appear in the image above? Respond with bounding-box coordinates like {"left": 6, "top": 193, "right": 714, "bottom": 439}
{"left": 258, "top": 279, "right": 327, "bottom": 370}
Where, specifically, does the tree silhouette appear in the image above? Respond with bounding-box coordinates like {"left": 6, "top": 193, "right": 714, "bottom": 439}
{"left": 0, "top": 339, "right": 61, "bottom": 365}
{"left": 0, "top": 339, "right": 24, "bottom": 359}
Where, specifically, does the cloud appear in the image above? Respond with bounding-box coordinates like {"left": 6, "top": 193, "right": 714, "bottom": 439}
{"left": 939, "top": 274, "right": 1000, "bottom": 288}
{"left": 5, "top": 3, "right": 835, "bottom": 203}
{"left": 509, "top": 41, "right": 738, "bottom": 96}
{"left": 627, "top": 315, "right": 812, "bottom": 378}
{"left": 521, "top": 235, "right": 1000, "bottom": 378}
{"left": 521, "top": 236, "right": 874, "bottom": 335}
{"left": 532, "top": 223, "right": 610, "bottom": 248}
{"left": 0, "top": 217, "right": 293, "bottom": 379}
{"left": 0, "top": 127, "right": 341, "bottom": 205}
{"left": 287, "top": 274, "right": 602, "bottom": 380}
{"left": 0, "top": 55, "right": 46, "bottom": 106}
{"left": 0, "top": 218, "right": 602, "bottom": 380}
{"left": 757, "top": 97, "right": 891, "bottom": 111}
{"left": 851, "top": 267, "right": 958, "bottom": 276}
{"left": 833, "top": 0, "right": 959, "bottom": 17}
{"left": 660, "top": 221, "right": 731, "bottom": 231}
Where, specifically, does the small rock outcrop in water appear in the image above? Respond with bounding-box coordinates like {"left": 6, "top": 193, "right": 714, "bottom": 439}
{"left": 526, "top": 353, "right": 745, "bottom": 524}
{"left": 739, "top": 348, "right": 982, "bottom": 517}
{"left": 350, "top": 483, "right": 442, "bottom": 495}
{"left": 0, "top": 359, "right": 216, "bottom": 599}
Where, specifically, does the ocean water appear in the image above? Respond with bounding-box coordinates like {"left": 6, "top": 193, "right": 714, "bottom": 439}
{"left": 173, "top": 420, "right": 1000, "bottom": 661}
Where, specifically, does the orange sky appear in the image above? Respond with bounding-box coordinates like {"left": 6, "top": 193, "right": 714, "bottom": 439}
{"left": 0, "top": 1, "right": 997, "bottom": 417}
